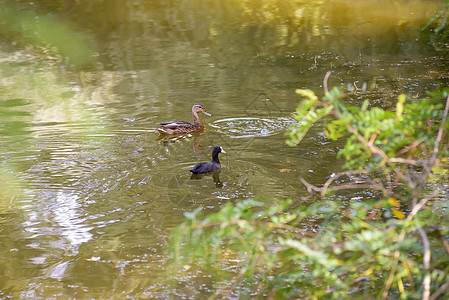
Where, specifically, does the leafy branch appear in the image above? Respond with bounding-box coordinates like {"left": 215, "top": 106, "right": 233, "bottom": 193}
{"left": 167, "top": 78, "right": 449, "bottom": 298}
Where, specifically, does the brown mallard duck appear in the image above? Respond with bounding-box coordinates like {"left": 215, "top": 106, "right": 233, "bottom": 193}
{"left": 156, "top": 104, "right": 211, "bottom": 135}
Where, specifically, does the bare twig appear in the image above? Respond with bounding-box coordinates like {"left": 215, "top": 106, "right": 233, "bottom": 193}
{"left": 389, "top": 158, "right": 425, "bottom": 165}
{"left": 430, "top": 94, "right": 449, "bottom": 167}
{"left": 407, "top": 197, "right": 431, "bottom": 222}
{"left": 417, "top": 223, "right": 431, "bottom": 300}
{"left": 330, "top": 183, "right": 384, "bottom": 192}
{"left": 300, "top": 175, "right": 383, "bottom": 195}
{"left": 323, "top": 71, "right": 332, "bottom": 94}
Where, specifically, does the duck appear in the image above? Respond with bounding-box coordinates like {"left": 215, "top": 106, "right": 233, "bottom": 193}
{"left": 190, "top": 146, "right": 226, "bottom": 174}
{"left": 156, "top": 104, "right": 211, "bottom": 135}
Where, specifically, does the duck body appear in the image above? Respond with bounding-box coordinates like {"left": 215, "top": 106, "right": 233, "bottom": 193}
{"left": 190, "top": 146, "right": 226, "bottom": 174}
{"left": 156, "top": 104, "right": 211, "bottom": 135}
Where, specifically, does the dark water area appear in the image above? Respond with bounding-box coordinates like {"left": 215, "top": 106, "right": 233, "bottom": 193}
{"left": 0, "top": 0, "right": 448, "bottom": 298}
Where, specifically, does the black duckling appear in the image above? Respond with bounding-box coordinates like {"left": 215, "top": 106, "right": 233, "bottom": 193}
{"left": 156, "top": 104, "right": 211, "bottom": 135}
{"left": 190, "top": 146, "right": 226, "bottom": 174}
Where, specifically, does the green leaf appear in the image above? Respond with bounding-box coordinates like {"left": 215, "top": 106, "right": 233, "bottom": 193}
{"left": 396, "top": 94, "right": 406, "bottom": 119}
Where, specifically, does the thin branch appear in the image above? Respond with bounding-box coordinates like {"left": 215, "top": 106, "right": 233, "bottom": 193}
{"left": 300, "top": 177, "right": 322, "bottom": 193}
{"left": 430, "top": 94, "right": 449, "bottom": 167}
{"left": 300, "top": 176, "right": 383, "bottom": 195}
{"left": 417, "top": 223, "right": 431, "bottom": 300}
{"left": 389, "top": 158, "right": 426, "bottom": 165}
{"left": 407, "top": 197, "right": 431, "bottom": 222}
{"left": 331, "top": 183, "right": 385, "bottom": 192}
{"left": 323, "top": 71, "right": 332, "bottom": 94}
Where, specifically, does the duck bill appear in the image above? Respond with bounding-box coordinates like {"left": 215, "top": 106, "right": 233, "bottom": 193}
{"left": 221, "top": 148, "right": 226, "bottom": 154}
{"left": 203, "top": 111, "right": 212, "bottom": 116}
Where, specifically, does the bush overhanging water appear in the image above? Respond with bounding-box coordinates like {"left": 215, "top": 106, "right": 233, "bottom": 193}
{"left": 168, "top": 82, "right": 449, "bottom": 299}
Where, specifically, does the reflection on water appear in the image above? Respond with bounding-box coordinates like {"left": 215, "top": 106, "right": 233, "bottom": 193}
{"left": 190, "top": 171, "right": 223, "bottom": 188}
{"left": 0, "top": 0, "right": 448, "bottom": 298}
{"left": 156, "top": 132, "right": 206, "bottom": 154}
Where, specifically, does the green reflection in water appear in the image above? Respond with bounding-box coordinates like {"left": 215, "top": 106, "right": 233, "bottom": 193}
{"left": 0, "top": 2, "right": 95, "bottom": 65}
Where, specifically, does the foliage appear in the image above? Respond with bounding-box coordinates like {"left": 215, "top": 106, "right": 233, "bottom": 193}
{"left": 168, "top": 84, "right": 449, "bottom": 298}
{"left": 169, "top": 197, "right": 449, "bottom": 299}
{"left": 287, "top": 87, "right": 448, "bottom": 173}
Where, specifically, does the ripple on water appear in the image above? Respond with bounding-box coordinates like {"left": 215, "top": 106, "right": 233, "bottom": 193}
{"left": 209, "top": 117, "right": 297, "bottom": 138}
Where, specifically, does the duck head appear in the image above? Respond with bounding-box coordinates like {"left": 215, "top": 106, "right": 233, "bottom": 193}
{"left": 192, "top": 104, "right": 211, "bottom": 116}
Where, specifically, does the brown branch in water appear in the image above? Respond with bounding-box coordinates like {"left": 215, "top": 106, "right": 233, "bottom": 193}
{"left": 300, "top": 175, "right": 384, "bottom": 196}
{"left": 300, "top": 177, "right": 322, "bottom": 193}
{"left": 321, "top": 170, "right": 370, "bottom": 195}
{"left": 330, "top": 183, "right": 384, "bottom": 192}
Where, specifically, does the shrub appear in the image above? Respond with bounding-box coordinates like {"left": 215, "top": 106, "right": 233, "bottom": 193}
{"left": 168, "top": 80, "right": 449, "bottom": 299}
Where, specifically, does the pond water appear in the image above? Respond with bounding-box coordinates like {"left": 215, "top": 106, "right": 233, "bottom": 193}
{"left": 0, "top": 0, "right": 448, "bottom": 298}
